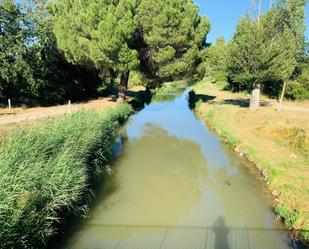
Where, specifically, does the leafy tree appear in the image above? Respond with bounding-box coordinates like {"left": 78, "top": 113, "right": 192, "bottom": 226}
{"left": 137, "top": 0, "right": 210, "bottom": 85}
{"left": 0, "top": 0, "right": 30, "bottom": 102}
{"left": 23, "top": 0, "right": 101, "bottom": 104}
{"left": 52, "top": 0, "right": 210, "bottom": 101}
{"left": 0, "top": 0, "right": 101, "bottom": 105}
{"left": 205, "top": 37, "right": 228, "bottom": 81}
{"left": 52, "top": 0, "right": 139, "bottom": 102}
{"left": 227, "top": 0, "right": 305, "bottom": 111}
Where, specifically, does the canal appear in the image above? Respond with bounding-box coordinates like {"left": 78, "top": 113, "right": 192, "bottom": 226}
{"left": 55, "top": 89, "right": 300, "bottom": 249}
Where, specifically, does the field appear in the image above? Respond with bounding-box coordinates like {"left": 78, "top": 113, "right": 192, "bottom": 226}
{"left": 193, "top": 81, "right": 309, "bottom": 242}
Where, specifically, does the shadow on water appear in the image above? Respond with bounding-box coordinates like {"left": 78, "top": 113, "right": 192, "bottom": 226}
{"left": 127, "top": 89, "right": 152, "bottom": 111}
{"left": 187, "top": 90, "right": 216, "bottom": 109}
{"left": 212, "top": 216, "right": 230, "bottom": 249}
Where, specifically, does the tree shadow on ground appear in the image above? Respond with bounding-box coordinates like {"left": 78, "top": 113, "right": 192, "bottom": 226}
{"left": 223, "top": 98, "right": 271, "bottom": 108}
{"left": 187, "top": 90, "right": 216, "bottom": 109}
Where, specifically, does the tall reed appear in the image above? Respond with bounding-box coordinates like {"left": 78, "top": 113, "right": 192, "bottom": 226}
{"left": 0, "top": 104, "right": 131, "bottom": 249}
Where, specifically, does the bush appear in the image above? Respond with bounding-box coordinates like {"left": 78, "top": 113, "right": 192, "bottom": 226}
{"left": 128, "top": 71, "right": 145, "bottom": 88}
{"left": 286, "top": 80, "right": 309, "bottom": 101}
{"left": 0, "top": 104, "right": 131, "bottom": 249}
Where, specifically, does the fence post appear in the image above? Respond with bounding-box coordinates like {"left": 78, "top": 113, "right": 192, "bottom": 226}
{"left": 8, "top": 99, "right": 11, "bottom": 109}
{"left": 68, "top": 100, "right": 71, "bottom": 113}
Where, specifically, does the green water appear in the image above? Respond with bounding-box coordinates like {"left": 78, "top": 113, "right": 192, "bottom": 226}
{"left": 55, "top": 89, "right": 298, "bottom": 249}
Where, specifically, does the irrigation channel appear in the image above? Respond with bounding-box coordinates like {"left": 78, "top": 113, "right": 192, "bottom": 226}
{"left": 54, "top": 89, "right": 306, "bottom": 249}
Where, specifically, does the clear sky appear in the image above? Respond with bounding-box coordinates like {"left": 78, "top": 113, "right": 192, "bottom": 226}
{"left": 194, "top": 0, "right": 309, "bottom": 44}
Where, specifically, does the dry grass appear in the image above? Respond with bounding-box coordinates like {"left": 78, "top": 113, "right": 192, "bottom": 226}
{"left": 194, "top": 81, "right": 309, "bottom": 242}
{"left": 0, "top": 86, "right": 145, "bottom": 131}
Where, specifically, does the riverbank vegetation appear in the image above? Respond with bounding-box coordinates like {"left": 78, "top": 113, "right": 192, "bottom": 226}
{"left": 0, "top": 104, "right": 131, "bottom": 249}
{"left": 192, "top": 81, "right": 309, "bottom": 242}
{"left": 205, "top": 0, "right": 308, "bottom": 110}
{"left": 0, "top": 0, "right": 209, "bottom": 106}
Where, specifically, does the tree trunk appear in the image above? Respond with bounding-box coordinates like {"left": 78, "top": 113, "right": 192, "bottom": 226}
{"left": 277, "top": 81, "right": 287, "bottom": 112}
{"left": 117, "top": 70, "right": 130, "bottom": 103}
{"left": 249, "top": 82, "right": 261, "bottom": 111}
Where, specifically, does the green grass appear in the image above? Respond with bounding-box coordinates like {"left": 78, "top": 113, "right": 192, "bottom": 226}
{"left": 0, "top": 104, "right": 131, "bottom": 249}
{"left": 194, "top": 81, "right": 309, "bottom": 243}
{"left": 151, "top": 81, "right": 188, "bottom": 102}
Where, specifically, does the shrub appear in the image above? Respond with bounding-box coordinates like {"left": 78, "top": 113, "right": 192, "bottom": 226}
{"left": 286, "top": 80, "right": 309, "bottom": 100}
{"left": 0, "top": 104, "right": 131, "bottom": 249}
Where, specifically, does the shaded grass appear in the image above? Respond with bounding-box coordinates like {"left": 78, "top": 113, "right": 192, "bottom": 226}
{"left": 0, "top": 104, "right": 131, "bottom": 249}
{"left": 151, "top": 81, "right": 188, "bottom": 102}
{"left": 194, "top": 82, "right": 309, "bottom": 243}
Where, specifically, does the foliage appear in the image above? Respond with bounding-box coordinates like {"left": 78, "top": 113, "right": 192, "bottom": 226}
{"left": 286, "top": 62, "right": 309, "bottom": 100}
{"left": 0, "top": 0, "right": 30, "bottom": 101}
{"left": 274, "top": 204, "right": 300, "bottom": 229}
{"left": 52, "top": 0, "right": 139, "bottom": 77}
{"left": 0, "top": 104, "right": 131, "bottom": 249}
{"left": 204, "top": 37, "right": 229, "bottom": 81}
{"left": 128, "top": 70, "right": 145, "bottom": 88}
{"left": 275, "top": 127, "right": 309, "bottom": 157}
{"left": 137, "top": 0, "right": 210, "bottom": 84}
{"left": 286, "top": 80, "right": 309, "bottom": 100}
{"left": 0, "top": 0, "right": 101, "bottom": 106}
{"left": 227, "top": 0, "right": 305, "bottom": 95}
{"left": 52, "top": 0, "right": 210, "bottom": 95}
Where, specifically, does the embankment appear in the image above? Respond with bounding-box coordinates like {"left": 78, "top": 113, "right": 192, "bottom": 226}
{"left": 0, "top": 104, "right": 131, "bottom": 249}
{"left": 192, "top": 82, "right": 309, "bottom": 244}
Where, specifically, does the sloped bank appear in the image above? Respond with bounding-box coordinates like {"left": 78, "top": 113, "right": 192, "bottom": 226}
{"left": 0, "top": 104, "right": 131, "bottom": 249}
{"left": 192, "top": 97, "right": 309, "bottom": 245}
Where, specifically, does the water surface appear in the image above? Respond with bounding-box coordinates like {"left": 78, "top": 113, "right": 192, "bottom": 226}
{"left": 56, "top": 89, "right": 297, "bottom": 249}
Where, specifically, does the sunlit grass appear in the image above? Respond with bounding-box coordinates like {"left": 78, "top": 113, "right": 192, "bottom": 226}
{"left": 194, "top": 81, "right": 309, "bottom": 242}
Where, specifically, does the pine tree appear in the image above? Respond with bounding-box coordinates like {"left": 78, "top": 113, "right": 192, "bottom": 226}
{"left": 52, "top": 0, "right": 210, "bottom": 100}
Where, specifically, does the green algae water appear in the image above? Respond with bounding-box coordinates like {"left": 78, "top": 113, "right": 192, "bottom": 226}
{"left": 54, "top": 89, "right": 302, "bottom": 249}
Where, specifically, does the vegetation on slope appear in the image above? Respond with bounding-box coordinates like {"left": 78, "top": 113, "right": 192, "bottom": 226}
{"left": 193, "top": 81, "right": 309, "bottom": 242}
{"left": 0, "top": 104, "right": 131, "bottom": 249}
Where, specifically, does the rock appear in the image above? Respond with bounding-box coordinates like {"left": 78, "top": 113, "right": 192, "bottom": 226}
{"left": 272, "top": 190, "right": 280, "bottom": 197}
{"left": 290, "top": 153, "right": 297, "bottom": 159}
{"left": 262, "top": 171, "right": 268, "bottom": 181}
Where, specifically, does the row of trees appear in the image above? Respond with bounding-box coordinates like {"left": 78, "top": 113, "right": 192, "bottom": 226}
{"left": 206, "top": 0, "right": 308, "bottom": 110}
{"left": 0, "top": 0, "right": 102, "bottom": 106}
{"left": 0, "top": 0, "right": 210, "bottom": 105}
{"left": 52, "top": 0, "right": 210, "bottom": 102}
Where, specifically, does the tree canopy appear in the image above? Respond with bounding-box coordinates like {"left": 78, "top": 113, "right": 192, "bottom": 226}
{"left": 0, "top": 0, "right": 101, "bottom": 105}
{"left": 52, "top": 0, "right": 210, "bottom": 100}
{"left": 226, "top": 0, "right": 306, "bottom": 110}
{"left": 138, "top": 0, "right": 210, "bottom": 83}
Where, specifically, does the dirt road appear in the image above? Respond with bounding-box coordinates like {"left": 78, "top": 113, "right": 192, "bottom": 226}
{"left": 0, "top": 97, "right": 116, "bottom": 127}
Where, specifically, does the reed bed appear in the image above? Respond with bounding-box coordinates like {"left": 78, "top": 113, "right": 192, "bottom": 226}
{"left": 0, "top": 104, "right": 131, "bottom": 249}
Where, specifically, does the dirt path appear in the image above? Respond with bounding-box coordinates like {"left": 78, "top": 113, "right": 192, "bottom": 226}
{"left": 0, "top": 97, "right": 116, "bottom": 127}
{"left": 201, "top": 82, "right": 309, "bottom": 112}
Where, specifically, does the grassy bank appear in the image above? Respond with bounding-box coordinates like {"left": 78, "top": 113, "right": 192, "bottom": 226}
{"left": 151, "top": 81, "right": 188, "bottom": 102}
{"left": 193, "top": 81, "right": 309, "bottom": 243}
{"left": 0, "top": 104, "right": 131, "bottom": 249}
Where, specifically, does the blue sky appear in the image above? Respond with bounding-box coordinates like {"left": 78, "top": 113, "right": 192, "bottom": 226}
{"left": 194, "top": 0, "right": 309, "bottom": 44}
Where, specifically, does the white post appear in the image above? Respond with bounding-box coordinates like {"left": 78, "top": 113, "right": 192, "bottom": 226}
{"left": 8, "top": 99, "right": 11, "bottom": 109}
{"left": 68, "top": 100, "right": 71, "bottom": 113}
